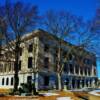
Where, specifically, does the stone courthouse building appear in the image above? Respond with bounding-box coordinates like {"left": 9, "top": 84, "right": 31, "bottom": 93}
{"left": 0, "top": 29, "right": 98, "bottom": 90}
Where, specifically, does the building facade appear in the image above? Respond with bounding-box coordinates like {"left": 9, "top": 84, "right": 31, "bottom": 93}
{"left": 0, "top": 29, "right": 98, "bottom": 90}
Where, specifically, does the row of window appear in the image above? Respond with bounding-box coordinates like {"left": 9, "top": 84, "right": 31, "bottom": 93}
{"left": 63, "top": 63, "right": 96, "bottom": 75}
{"left": 28, "top": 57, "right": 49, "bottom": 68}
{"left": 20, "top": 44, "right": 49, "bottom": 56}
{"left": 2, "top": 77, "right": 13, "bottom": 86}
{"left": 1, "top": 76, "right": 32, "bottom": 86}
{"left": 0, "top": 63, "right": 14, "bottom": 73}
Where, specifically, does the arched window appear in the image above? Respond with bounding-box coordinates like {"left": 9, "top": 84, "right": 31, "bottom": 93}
{"left": 11, "top": 77, "right": 13, "bottom": 85}
{"left": 2, "top": 78, "right": 4, "bottom": 85}
{"left": 6, "top": 78, "right": 9, "bottom": 85}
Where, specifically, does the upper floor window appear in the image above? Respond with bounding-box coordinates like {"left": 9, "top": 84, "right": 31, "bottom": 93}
{"left": 80, "top": 68, "right": 83, "bottom": 75}
{"left": 69, "top": 64, "right": 74, "bottom": 74}
{"left": 28, "top": 57, "right": 32, "bottom": 68}
{"left": 84, "top": 58, "right": 92, "bottom": 65}
{"left": 85, "top": 68, "right": 87, "bottom": 75}
{"left": 63, "top": 62, "right": 68, "bottom": 72}
{"left": 28, "top": 44, "right": 33, "bottom": 52}
{"left": 69, "top": 54, "right": 73, "bottom": 60}
{"left": 62, "top": 51, "right": 67, "bottom": 58}
{"left": 44, "top": 57, "right": 49, "bottom": 68}
{"left": 8, "top": 63, "right": 11, "bottom": 71}
{"left": 19, "top": 61, "right": 21, "bottom": 70}
{"left": 20, "top": 48, "right": 22, "bottom": 56}
{"left": 93, "top": 61, "right": 96, "bottom": 66}
{"left": 75, "top": 65, "right": 79, "bottom": 74}
{"left": 44, "top": 44, "right": 49, "bottom": 52}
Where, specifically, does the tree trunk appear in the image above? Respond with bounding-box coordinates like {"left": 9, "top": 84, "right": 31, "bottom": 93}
{"left": 57, "top": 73, "right": 62, "bottom": 90}
{"left": 35, "top": 72, "right": 38, "bottom": 92}
{"left": 14, "top": 43, "right": 19, "bottom": 92}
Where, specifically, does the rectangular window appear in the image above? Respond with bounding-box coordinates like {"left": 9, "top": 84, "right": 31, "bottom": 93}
{"left": 28, "top": 44, "right": 33, "bottom": 52}
{"left": 44, "top": 57, "right": 49, "bottom": 68}
{"left": 63, "top": 63, "right": 67, "bottom": 72}
{"left": 69, "top": 64, "right": 73, "bottom": 74}
{"left": 44, "top": 44, "right": 49, "bottom": 52}
{"left": 93, "top": 61, "right": 96, "bottom": 66}
{"left": 44, "top": 76, "right": 49, "bottom": 86}
{"left": 20, "top": 48, "right": 22, "bottom": 56}
{"left": 28, "top": 57, "right": 32, "bottom": 68}
{"left": 27, "top": 76, "right": 32, "bottom": 83}
{"left": 19, "top": 61, "right": 21, "bottom": 70}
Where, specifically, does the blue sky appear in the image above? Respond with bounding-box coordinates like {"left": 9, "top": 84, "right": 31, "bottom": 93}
{"left": 0, "top": 0, "right": 97, "bottom": 20}
{"left": 0, "top": 0, "right": 99, "bottom": 77}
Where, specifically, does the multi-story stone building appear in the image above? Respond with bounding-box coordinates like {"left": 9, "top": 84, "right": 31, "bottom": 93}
{"left": 0, "top": 29, "right": 98, "bottom": 90}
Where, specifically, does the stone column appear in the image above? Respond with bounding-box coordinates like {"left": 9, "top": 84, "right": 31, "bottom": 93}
{"left": 63, "top": 79, "right": 67, "bottom": 91}
{"left": 83, "top": 68, "right": 85, "bottom": 76}
{"left": 92, "top": 79, "right": 95, "bottom": 88}
{"left": 68, "top": 65, "right": 70, "bottom": 75}
{"left": 35, "top": 72, "right": 39, "bottom": 92}
{"left": 92, "top": 66, "right": 94, "bottom": 76}
{"left": 75, "top": 78, "right": 77, "bottom": 89}
{"left": 74, "top": 65, "right": 76, "bottom": 75}
{"left": 87, "top": 69, "right": 89, "bottom": 77}
{"left": 80, "top": 79, "right": 82, "bottom": 89}
{"left": 57, "top": 73, "right": 62, "bottom": 90}
{"left": 79, "top": 67, "right": 81, "bottom": 76}
{"left": 70, "top": 77, "right": 72, "bottom": 90}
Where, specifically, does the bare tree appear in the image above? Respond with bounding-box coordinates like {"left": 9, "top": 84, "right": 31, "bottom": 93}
{"left": 0, "top": 0, "right": 39, "bottom": 92}
{"left": 69, "top": 17, "right": 97, "bottom": 62}
{"left": 43, "top": 10, "right": 77, "bottom": 90}
{"left": 90, "top": 8, "right": 100, "bottom": 57}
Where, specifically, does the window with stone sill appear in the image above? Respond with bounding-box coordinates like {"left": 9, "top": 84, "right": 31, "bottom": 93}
{"left": 75, "top": 65, "right": 79, "bottom": 74}
{"left": 80, "top": 68, "right": 83, "bottom": 75}
{"left": 93, "top": 61, "right": 96, "bottom": 66}
{"left": 28, "top": 44, "right": 33, "bottom": 52}
{"left": 19, "top": 48, "right": 22, "bottom": 56}
{"left": 44, "top": 57, "right": 49, "bottom": 68}
{"left": 63, "top": 62, "right": 68, "bottom": 72}
{"left": 69, "top": 64, "right": 74, "bottom": 74}
{"left": 28, "top": 57, "right": 32, "bottom": 68}
{"left": 68, "top": 54, "right": 73, "bottom": 60}
{"left": 44, "top": 44, "right": 49, "bottom": 52}
{"left": 85, "top": 68, "right": 87, "bottom": 75}
{"left": 19, "top": 61, "right": 21, "bottom": 70}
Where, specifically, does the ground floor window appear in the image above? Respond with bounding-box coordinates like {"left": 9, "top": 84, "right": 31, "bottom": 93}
{"left": 6, "top": 78, "right": 9, "bottom": 85}
{"left": 2, "top": 78, "right": 4, "bottom": 85}
{"left": 27, "top": 76, "right": 32, "bottom": 83}
{"left": 11, "top": 77, "right": 13, "bottom": 85}
{"left": 44, "top": 76, "right": 49, "bottom": 86}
